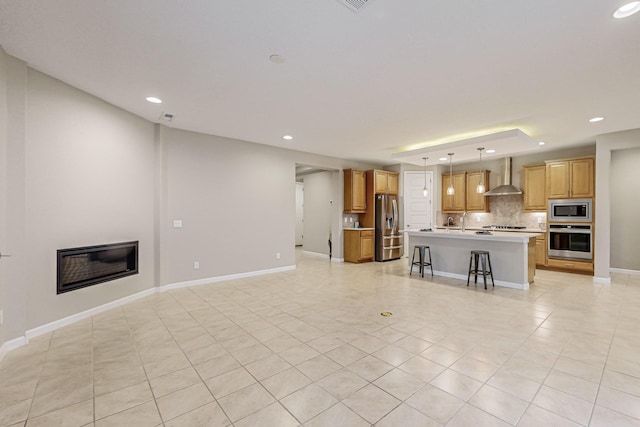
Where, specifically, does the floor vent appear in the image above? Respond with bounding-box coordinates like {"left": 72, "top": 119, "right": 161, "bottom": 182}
{"left": 337, "top": 0, "right": 370, "bottom": 12}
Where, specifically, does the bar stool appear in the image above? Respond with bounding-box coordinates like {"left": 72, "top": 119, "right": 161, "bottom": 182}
{"left": 467, "top": 250, "right": 494, "bottom": 290}
{"left": 410, "top": 245, "right": 433, "bottom": 278}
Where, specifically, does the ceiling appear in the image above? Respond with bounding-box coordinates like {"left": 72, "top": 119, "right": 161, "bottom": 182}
{"left": 1, "top": 0, "right": 638, "bottom": 167}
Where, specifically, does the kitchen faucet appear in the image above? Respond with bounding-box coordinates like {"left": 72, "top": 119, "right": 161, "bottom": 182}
{"left": 461, "top": 211, "right": 467, "bottom": 232}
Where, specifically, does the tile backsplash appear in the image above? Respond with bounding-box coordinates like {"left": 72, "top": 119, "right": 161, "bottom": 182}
{"left": 438, "top": 195, "right": 547, "bottom": 229}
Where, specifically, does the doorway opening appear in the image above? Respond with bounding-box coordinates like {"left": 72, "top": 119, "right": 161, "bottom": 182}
{"left": 295, "top": 164, "right": 340, "bottom": 261}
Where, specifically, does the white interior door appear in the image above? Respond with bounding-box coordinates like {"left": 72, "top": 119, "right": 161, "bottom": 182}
{"left": 404, "top": 171, "right": 433, "bottom": 231}
{"left": 295, "top": 182, "right": 304, "bottom": 246}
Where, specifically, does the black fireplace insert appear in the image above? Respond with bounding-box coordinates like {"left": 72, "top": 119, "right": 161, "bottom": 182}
{"left": 57, "top": 241, "right": 138, "bottom": 294}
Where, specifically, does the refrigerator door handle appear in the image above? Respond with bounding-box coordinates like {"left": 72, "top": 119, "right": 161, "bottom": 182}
{"left": 392, "top": 199, "right": 398, "bottom": 231}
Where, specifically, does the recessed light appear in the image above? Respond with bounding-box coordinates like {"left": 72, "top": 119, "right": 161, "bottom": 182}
{"left": 283, "top": 135, "right": 293, "bottom": 140}
{"left": 589, "top": 116, "right": 604, "bottom": 122}
{"left": 270, "top": 54, "right": 285, "bottom": 64}
{"left": 146, "top": 96, "right": 162, "bottom": 104}
{"left": 439, "top": 157, "right": 448, "bottom": 161}
{"left": 614, "top": 1, "right": 640, "bottom": 18}
{"left": 485, "top": 149, "right": 496, "bottom": 154}
{"left": 539, "top": 141, "right": 545, "bottom": 146}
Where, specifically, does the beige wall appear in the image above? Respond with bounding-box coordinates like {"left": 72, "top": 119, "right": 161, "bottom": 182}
{"left": 1, "top": 52, "right": 28, "bottom": 343}
{"left": 0, "top": 47, "right": 8, "bottom": 345}
{"left": 595, "top": 129, "right": 640, "bottom": 278}
{"left": 159, "top": 127, "right": 297, "bottom": 284}
{"left": 24, "top": 69, "right": 158, "bottom": 329}
{"left": 300, "top": 171, "right": 335, "bottom": 256}
{"left": 610, "top": 147, "right": 640, "bottom": 270}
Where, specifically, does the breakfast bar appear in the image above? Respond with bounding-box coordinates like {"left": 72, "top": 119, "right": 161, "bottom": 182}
{"left": 406, "top": 230, "right": 540, "bottom": 290}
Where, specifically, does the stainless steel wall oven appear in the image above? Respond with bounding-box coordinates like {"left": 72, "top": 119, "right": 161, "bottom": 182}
{"left": 548, "top": 224, "right": 592, "bottom": 261}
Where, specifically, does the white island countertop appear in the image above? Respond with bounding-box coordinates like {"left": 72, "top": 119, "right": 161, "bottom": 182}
{"left": 405, "top": 229, "right": 541, "bottom": 242}
{"left": 405, "top": 230, "right": 539, "bottom": 290}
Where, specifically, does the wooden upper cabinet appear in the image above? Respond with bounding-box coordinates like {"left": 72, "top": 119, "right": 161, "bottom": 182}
{"left": 546, "top": 157, "right": 594, "bottom": 199}
{"left": 373, "top": 170, "right": 399, "bottom": 194}
{"left": 524, "top": 165, "right": 547, "bottom": 211}
{"left": 570, "top": 158, "right": 594, "bottom": 198}
{"left": 442, "top": 172, "right": 466, "bottom": 212}
{"left": 343, "top": 169, "right": 367, "bottom": 213}
{"left": 387, "top": 172, "right": 399, "bottom": 195}
{"left": 465, "top": 171, "right": 490, "bottom": 212}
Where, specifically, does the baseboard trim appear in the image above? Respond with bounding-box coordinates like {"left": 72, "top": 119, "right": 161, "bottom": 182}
{"left": 25, "top": 287, "right": 158, "bottom": 341}
{"left": 610, "top": 268, "right": 640, "bottom": 276}
{"left": 593, "top": 276, "right": 612, "bottom": 284}
{"left": 302, "top": 251, "right": 330, "bottom": 259}
{"left": 160, "top": 265, "right": 296, "bottom": 291}
{"left": 4, "top": 265, "right": 296, "bottom": 359}
{"left": 0, "top": 336, "right": 28, "bottom": 362}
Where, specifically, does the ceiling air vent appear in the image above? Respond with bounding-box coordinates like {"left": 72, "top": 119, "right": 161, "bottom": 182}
{"left": 337, "top": 0, "right": 370, "bottom": 12}
{"left": 159, "top": 112, "right": 174, "bottom": 122}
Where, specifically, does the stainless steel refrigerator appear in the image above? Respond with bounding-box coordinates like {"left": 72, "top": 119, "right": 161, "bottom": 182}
{"left": 375, "top": 194, "right": 403, "bottom": 261}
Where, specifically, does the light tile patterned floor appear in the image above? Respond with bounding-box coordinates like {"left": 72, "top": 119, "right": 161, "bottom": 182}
{"left": 2, "top": 250, "right": 640, "bottom": 426}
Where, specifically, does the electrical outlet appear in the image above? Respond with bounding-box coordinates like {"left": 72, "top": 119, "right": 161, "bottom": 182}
{"left": 276, "top": 252, "right": 281, "bottom": 259}
{"left": 193, "top": 261, "right": 199, "bottom": 269}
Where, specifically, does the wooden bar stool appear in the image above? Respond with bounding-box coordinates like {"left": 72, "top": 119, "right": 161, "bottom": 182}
{"left": 410, "top": 245, "right": 433, "bottom": 278}
{"left": 467, "top": 250, "right": 494, "bottom": 289}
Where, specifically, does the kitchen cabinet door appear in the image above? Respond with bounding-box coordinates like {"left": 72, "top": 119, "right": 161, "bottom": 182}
{"left": 524, "top": 165, "right": 546, "bottom": 211}
{"left": 360, "top": 232, "right": 374, "bottom": 260}
{"left": 386, "top": 172, "right": 399, "bottom": 195}
{"left": 465, "top": 171, "right": 490, "bottom": 212}
{"left": 442, "top": 172, "right": 466, "bottom": 212}
{"left": 344, "top": 229, "right": 374, "bottom": 263}
{"left": 535, "top": 235, "right": 546, "bottom": 266}
{"left": 570, "top": 158, "right": 594, "bottom": 198}
{"left": 374, "top": 170, "right": 388, "bottom": 193}
{"left": 373, "top": 170, "right": 399, "bottom": 194}
{"left": 546, "top": 161, "right": 570, "bottom": 198}
{"left": 344, "top": 169, "right": 366, "bottom": 213}
{"left": 546, "top": 157, "right": 594, "bottom": 199}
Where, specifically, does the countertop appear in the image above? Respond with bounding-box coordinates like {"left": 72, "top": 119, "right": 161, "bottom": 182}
{"left": 433, "top": 226, "right": 545, "bottom": 233}
{"left": 343, "top": 227, "right": 375, "bottom": 231}
{"left": 405, "top": 229, "right": 540, "bottom": 242}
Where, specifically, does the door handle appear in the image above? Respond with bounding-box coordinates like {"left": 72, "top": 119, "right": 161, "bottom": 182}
{"left": 0, "top": 252, "right": 12, "bottom": 258}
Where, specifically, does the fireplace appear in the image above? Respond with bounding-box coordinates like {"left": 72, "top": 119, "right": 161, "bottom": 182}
{"left": 57, "top": 241, "right": 138, "bottom": 294}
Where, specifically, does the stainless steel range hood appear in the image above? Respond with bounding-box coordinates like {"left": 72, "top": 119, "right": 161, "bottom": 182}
{"left": 483, "top": 157, "right": 523, "bottom": 196}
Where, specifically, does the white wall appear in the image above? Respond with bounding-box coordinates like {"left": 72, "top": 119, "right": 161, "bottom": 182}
{"left": 301, "top": 171, "right": 335, "bottom": 256}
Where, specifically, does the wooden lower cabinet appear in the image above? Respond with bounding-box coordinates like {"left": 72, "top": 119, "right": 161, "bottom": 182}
{"left": 535, "top": 234, "right": 547, "bottom": 266}
{"left": 344, "top": 229, "right": 374, "bottom": 263}
{"left": 546, "top": 258, "right": 593, "bottom": 273}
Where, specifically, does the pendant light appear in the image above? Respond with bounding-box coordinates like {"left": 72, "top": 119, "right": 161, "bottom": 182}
{"left": 446, "top": 153, "right": 455, "bottom": 195}
{"left": 476, "top": 147, "right": 485, "bottom": 194}
{"left": 422, "top": 157, "right": 429, "bottom": 197}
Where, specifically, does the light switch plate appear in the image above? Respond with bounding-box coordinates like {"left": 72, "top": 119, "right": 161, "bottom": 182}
{"left": 173, "top": 220, "right": 183, "bottom": 228}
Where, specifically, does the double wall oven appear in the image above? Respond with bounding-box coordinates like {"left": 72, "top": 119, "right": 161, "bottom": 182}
{"left": 548, "top": 199, "right": 593, "bottom": 261}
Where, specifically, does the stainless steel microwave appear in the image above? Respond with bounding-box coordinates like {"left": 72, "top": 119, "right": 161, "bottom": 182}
{"left": 548, "top": 198, "right": 592, "bottom": 222}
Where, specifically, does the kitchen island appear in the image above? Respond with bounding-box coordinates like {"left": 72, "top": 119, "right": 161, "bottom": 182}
{"left": 406, "top": 230, "right": 540, "bottom": 290}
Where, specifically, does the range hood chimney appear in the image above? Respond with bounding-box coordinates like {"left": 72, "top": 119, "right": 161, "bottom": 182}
{"left": 484, "top": 157, "right": 523, "bottom": 196}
